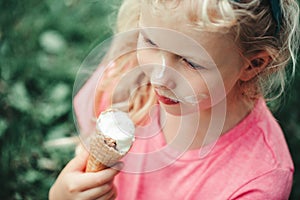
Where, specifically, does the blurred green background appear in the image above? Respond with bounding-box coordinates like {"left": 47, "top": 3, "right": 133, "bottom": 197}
{"left": 0, "top": 0, "right": 299, "bottom": 199}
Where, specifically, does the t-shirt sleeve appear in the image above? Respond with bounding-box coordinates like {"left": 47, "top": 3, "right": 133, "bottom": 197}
{"left": 73, "top": 66, "right": 104, "bottom": 138}
{"left": 230, "top": 168, "right": 293, "bottom": 200}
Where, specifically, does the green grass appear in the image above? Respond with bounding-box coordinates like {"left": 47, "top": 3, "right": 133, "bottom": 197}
{"left": 0, "top": 0, "right": 118, "bottom": 199}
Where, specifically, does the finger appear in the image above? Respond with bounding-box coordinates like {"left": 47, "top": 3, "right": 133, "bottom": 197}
{"left": 108, "top": 185, "right": 118, "bottom": 200}
{"left": 63, "top": 148, "right": 89, "bottom": 172}
{"left": 77, "top": 167, "right": 121, "bottom": 190}
{"left": 79, "top": 183, "right": 113, "bottom": 200}
{"left": 96, "top": 185, "right": 117, "bottom": 200}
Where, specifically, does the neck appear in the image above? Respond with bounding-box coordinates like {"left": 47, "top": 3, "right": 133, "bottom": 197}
{"left": 160, "top": 96, "right": 253, "bottom": 150}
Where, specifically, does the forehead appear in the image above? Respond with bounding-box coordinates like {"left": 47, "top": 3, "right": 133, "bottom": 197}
{"left": 140, "top": 1, "right": 190, "bottom": 32}
{"left": 139, "top": 1, "right": 234, "bottom": 42}
{"left": 140, "top": 0, "right": 228, "bottom": 31}
{"left": 139, "top": 3, "right": 239, "bottom": 65}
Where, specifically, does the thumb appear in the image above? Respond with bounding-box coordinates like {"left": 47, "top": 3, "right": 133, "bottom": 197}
{"left": 64, "top": 148, "right": 89, "bottom": 172}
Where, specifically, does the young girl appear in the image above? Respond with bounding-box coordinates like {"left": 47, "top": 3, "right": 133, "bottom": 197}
{"left": 49, "top": 0, "right": 299, "bottom": 199}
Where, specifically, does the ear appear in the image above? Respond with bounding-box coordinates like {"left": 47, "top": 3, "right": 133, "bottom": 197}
{"left": 239, "top": 51, "right": 271, "bottom": 81}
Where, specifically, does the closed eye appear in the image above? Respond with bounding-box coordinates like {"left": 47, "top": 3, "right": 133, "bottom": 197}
{"left": 144, "top": 37, "right": 157, "bottom": 47}
{"left": 182, "top": 58, "right": 206, "bottom": 70}
{"left": 139, "top": 32, "right": 206, "bottom": 70}
{"left": 140, "top": 32, "right": 158, "bottom": 47}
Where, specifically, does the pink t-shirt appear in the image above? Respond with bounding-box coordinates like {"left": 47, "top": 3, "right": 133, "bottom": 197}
{"left": 114, "top": 100, "right": 294, "bottom": 199}
{"left": 74, "top": 68, "right": 294, "bottom": 200}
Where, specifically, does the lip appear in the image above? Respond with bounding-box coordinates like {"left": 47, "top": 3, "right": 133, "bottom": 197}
{"left": 154, "top": 90, "right": 180, "bottom": 105}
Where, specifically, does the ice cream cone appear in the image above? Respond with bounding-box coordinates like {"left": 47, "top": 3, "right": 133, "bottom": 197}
{"left": 85, "top": 109, "right": 135, "bottom": 172}
{"left": 86, "top": 152, "right": 107, "bottom": 172}
{"left": 86, "top": 132, "right": 126, "bottom": 172}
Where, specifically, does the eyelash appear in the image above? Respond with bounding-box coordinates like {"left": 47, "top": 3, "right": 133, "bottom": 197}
{"left": 182, "top": 58, "right": 206, "bottom": 70}
{"left": 143, "top": 37, "right": 157, "bottom": 47}
{"left": 142, "top": 35, "right": 206, "bottom": 70}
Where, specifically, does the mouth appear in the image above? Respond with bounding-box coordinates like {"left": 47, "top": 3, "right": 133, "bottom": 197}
{"left": 154, "top": 89, "right": 180, "bottom": 105}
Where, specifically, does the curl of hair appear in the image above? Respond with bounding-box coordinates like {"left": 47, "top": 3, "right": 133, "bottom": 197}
{"left": 97, "top": 0, "right": 156, "bottom": 125}
{"left": 231, "top": 0, "right": 300, "bottom": 102}
{"left": 98, "top": 0, "right": 299, "bottom": 123}
{"left": 141, "top": 0, "right": 300, "bottom": 103}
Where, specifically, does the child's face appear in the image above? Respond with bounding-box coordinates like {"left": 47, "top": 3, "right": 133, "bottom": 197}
{"left": 137, "top": 4, "right": 246, "bottom": 115}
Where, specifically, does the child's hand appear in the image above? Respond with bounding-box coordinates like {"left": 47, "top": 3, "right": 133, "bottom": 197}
{"left": 49, "top": 149, "right": 122, "bottom": 200}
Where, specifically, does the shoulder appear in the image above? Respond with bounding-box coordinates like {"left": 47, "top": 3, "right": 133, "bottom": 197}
{"left": 215, "top": 99, "right": 294, "bottom": 198}
{"left": 245, "top": 99, "right": 294, "bottom": 170}
{"left": 229, "top": 168, "right": 293, "bottom": 200}
{"left": 227, "top": 99, "right": 293, "bottom": 169}
{"left": 227, "top": 99, "right": 294, "bottom": 199}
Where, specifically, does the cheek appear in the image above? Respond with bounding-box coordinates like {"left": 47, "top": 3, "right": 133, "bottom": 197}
{"left": 194, "top": 71, "right": 229, "bottom": 107}
{"left": 137, "top": 49, "right": 153, "bottom": 65}
{"left": 136, "top": 34, "right": 161, "bottom": 66}
{"left": 198, "top": 68, "right": 241, "bottom": 107}
{"left": 137, "top": 49, "right": 160, "bottom": 77}
{"left": 219, "top": 67, "right": 242, "bottom": 93}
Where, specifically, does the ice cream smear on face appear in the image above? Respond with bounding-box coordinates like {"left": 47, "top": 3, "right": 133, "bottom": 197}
{"left": 96, "top": 109, "right": 135, "bottom": 153}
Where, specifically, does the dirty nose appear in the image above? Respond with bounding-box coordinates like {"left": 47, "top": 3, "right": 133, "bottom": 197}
{"left": 153, "top": 53, "right": 166, "bottom": 79}
{"left": 150, "top": 53, "right": 176, "bottom": 90}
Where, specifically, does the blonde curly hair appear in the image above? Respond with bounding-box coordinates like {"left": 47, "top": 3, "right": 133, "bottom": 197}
{"left": 141, "top": 0, "right": 300, "bottom": 100}
{"left": 96, "top": 0, "right": 299, "bottom": 122}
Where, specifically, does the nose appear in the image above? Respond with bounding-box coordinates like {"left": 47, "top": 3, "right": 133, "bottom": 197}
{"left": 150, "top": 52, "right": 176, "bottom": 90}
{"left": 153, "top": 53, "right": 166, "bottom": 79}
{"left": 137, "top": 47, "right": 177, "bottom": 90}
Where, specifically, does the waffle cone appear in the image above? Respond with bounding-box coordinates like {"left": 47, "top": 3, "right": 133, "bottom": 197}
{"left": 85, "top": 132, "right": 126, "bottom": 172}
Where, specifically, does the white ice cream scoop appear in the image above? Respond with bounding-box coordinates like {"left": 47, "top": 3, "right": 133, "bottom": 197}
{"left": 96, "top": 109, "right": 135, "bottom": 153}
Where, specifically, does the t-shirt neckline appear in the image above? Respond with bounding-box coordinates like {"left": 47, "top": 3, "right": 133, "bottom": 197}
{"left": 152, "top": 99, "right": 265, "bottom": 162}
